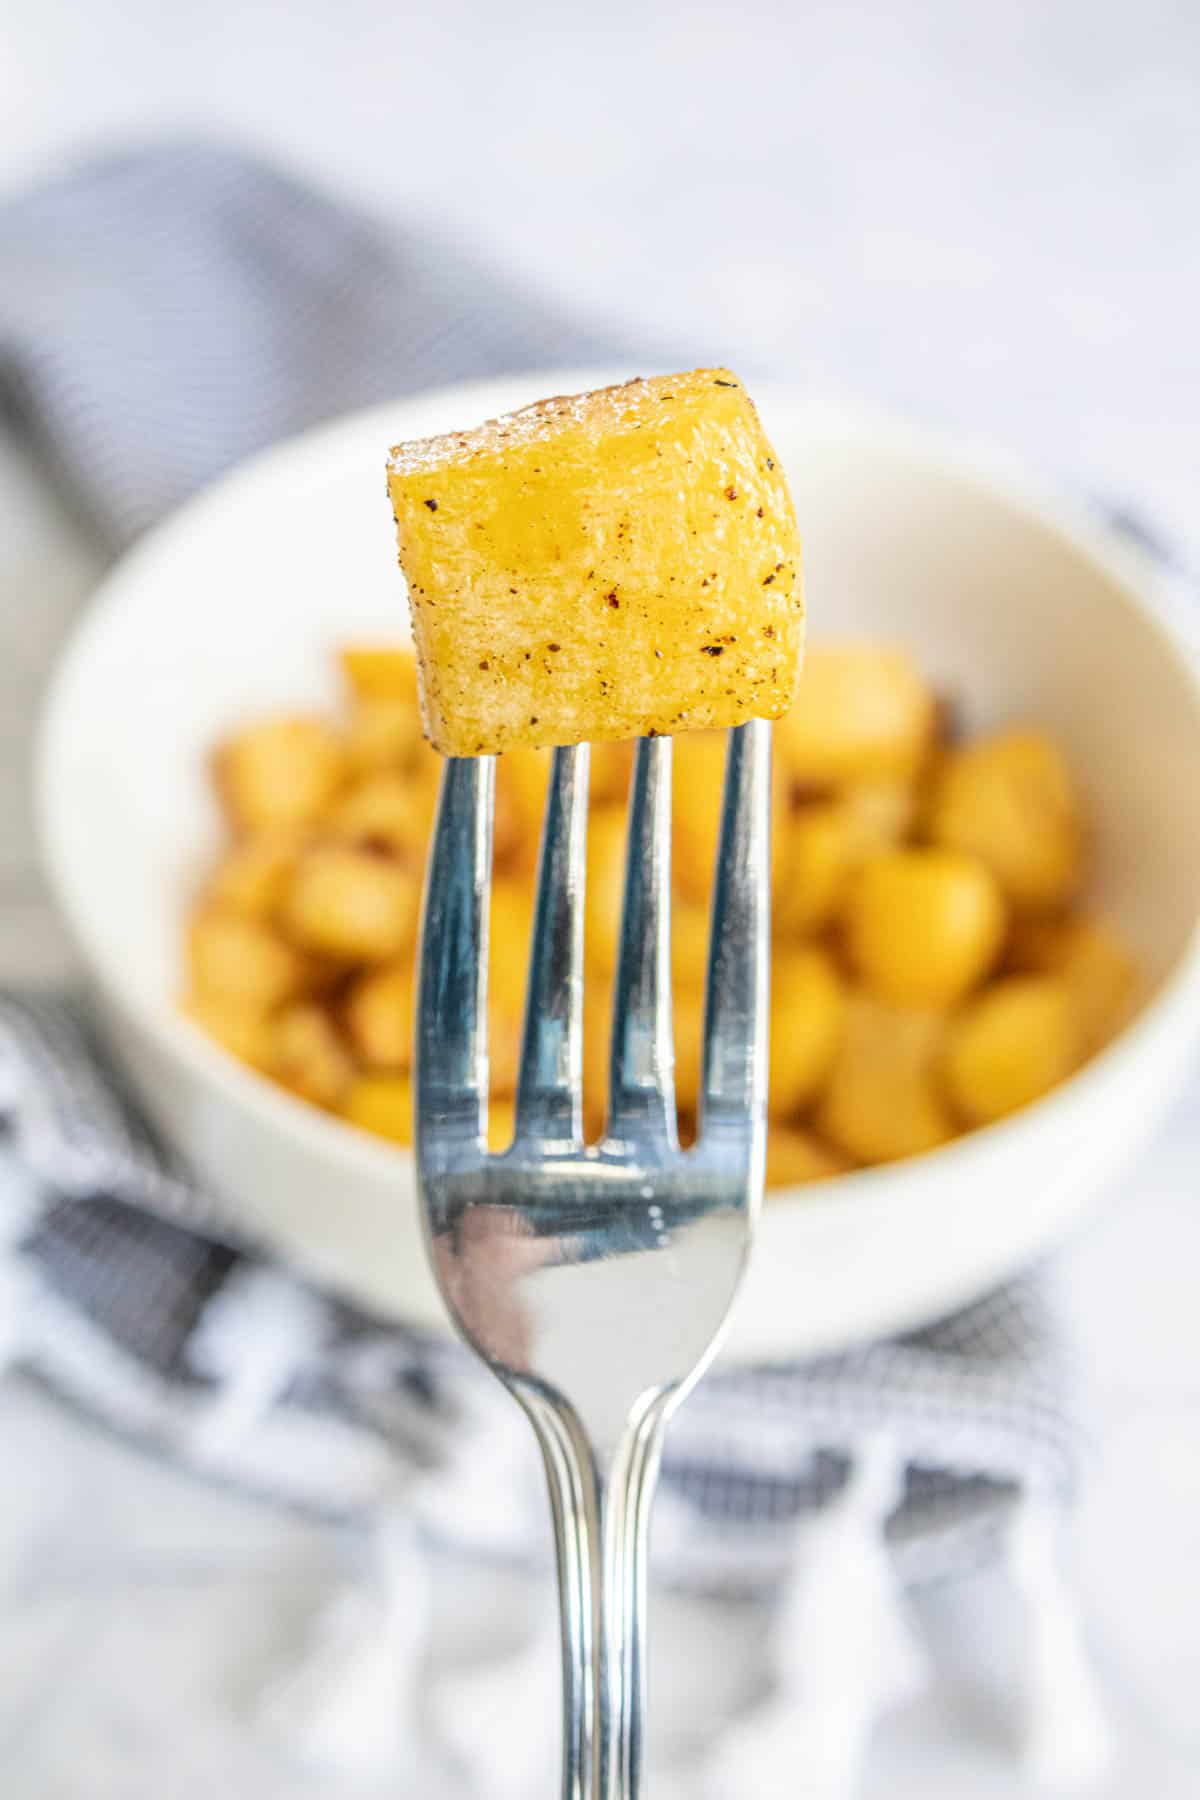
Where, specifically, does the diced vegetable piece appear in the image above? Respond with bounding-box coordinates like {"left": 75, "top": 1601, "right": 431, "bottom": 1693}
{"left": 768, "top": 947, "right": 847, "bottom": 1116}
{"left": 772, "top": 803, "right": 854, "bottom": 939}
{"left": 216, "top": 716, "right": 345, "bottom": 832}
{"left": 344, "top": 696, "right": 427, "bottom": 774}
{"left": 344, "top": 960, "right": 415, "bottom": 1070}
{"left": 339, "top": 645, "right": 420, "bottom": 703}
{"left": 585, "top": 808, "right": 629, "bottom": 977}
{"left": 673, "top": 987, "right": 705, "bottom": 1129}
{"left": 671, "top": 899, "right": 711, "bottom": 994}
{"left": 183, "top": 992, "right": 272, "bottom": 1068}
{"left": 205, "top": 832, "right": 302, "bottom": 922}
{"left": 942, "top": 976, "right": 1080, "bottom": 1125}
{"left": 326, "top": 771, "right": 432, "bottom": 861}
{"left": 775, "top": 645, "right": 934, "bottom": 785}
{"left": 268, "top": 1003, "right": 355, "bottom": 1109}
{"left": 927, "top": 727, "right": 1084, "bottom": 913}
{"left": 843, "top": 847, "right": 1005, "bottom": 1008}
{"left": 488, "top": 880, "right": 534, "bottom": 1096}
{"left": 1009, "top": 914, "right": 1139, "bottom": 1052}
{"left": 493, "top": 749, "right": 552, "bottom": 874}
{"left": 838, "top": 777, "right": 919, "bottom": 848}
{"left": 342, "top": 1075, "right": 413, "bottom": 1144}
{"left": 817, "top": 996, "right": 955, "bottom": 1164}
{"left": 282, "top": 846, "right": 419, "bottom": 962}
{"left": 388, "top": 369, "right": 802, "bottom": 754}
{"left": 488, "top": 1100, "right": 516, "bottom": 1153}
{"left": 187, "top": 910, "right": 311, "bottom": 1010}
{"left": 773, "top": 779, "right": 918, "bottom": 941}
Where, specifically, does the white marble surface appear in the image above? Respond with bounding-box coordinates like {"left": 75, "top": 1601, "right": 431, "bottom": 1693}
{"left": 2, "top": 3, "right": 1199, "bottom": 1791}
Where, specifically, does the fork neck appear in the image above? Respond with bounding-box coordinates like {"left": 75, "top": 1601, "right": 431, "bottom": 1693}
{"left": 519, "top": 1382, "right": 676, "bottom": 1800}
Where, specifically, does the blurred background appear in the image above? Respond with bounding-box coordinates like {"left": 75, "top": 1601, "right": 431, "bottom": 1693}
{"left": 2, "top": 2, "right": 1200, "bottom": 1796}
{"left": 4, "top": 0, "right": 1198, "bottom": 534}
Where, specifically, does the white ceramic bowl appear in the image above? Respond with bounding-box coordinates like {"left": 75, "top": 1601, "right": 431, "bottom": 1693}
{"left": 36, "top": 372, "right": 1200, "bottom": 1361}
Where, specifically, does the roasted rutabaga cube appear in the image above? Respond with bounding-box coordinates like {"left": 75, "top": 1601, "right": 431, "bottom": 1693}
{"left": 387, "top": 368, "right": 803, "bottom": 756}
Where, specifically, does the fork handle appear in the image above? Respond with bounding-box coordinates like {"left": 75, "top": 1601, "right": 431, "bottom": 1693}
{"left": 521, "top": 1386, "right": 675, "bottom": 1800}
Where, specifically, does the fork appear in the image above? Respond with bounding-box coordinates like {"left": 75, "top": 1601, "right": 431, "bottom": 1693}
{"left": 415, "top": 723, "right": 771, "bottom": 1800}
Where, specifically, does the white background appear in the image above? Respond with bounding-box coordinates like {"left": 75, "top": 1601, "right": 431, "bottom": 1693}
{"left": 4, "top": 0, "right": 1199, "bottom": 550}
{"left": 2, "top": 2, "right": 1200, "bottom": 1793}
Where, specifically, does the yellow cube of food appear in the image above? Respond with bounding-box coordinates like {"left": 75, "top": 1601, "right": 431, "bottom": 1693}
{"left": 816, "top": 995, "right": 956, "bottom": 1165}
{"left": 1055, "top": 918, "right": 1139, "bottom": 1053}
{"left": 487, "top": 1099, "right": 517, "bottom": 1154}
{"left": 582, "top": 990, "right": 613, "bottom": 1144}
{"left": 488, "top": 880, "right": 534, "bottom": 1096}
{"left": 1008, "top": 914, "right": 1139, "bottom": 1054}
{"left": 585, "top": 807, "right": 630, "bottom": 978}
{"left": 216, "top": 716, "right": 345, "bottom": 833}
{"left": 268, "top": 1003, "right": 355, "bottom": 1110}
{"left": 773, "top": 777, "right": 919, "bottom": 942}
{"left": 775, "top": 645, "right": 935, "bottom": 786}
{"left": 672, "top": 986, "right": 706, "bottom": 1132}
{"left": 344, "top": 960, "right": 415, "bottom": 1070}
{"left": 768, "top": 946, "right": 847, "bottom": 1117}
{"left": 326, "top": 771, "right": 433, "bottom": 862}
{"left": 342, "top": 1075, "right": 413, "bottom": 1145}
{"left": 205, "top": 832, "right": 303, "bottom": 922}
{"left": 493, "top": 748, "right": 552, "bottom": 874}
{"left": 766, "top": 1126, "right": 851, "bottom": 1189}
{"left": 942, "top": 976, "right": 1080, "bottom": 1126}
{"left": 927, "top": 727, "right": 1084, "bottom": 913}
{"left": 672, "top": 899, "right": 711, "bottom": 994}
{"left": 183, "top": 992, "right": 272, "bottom": 1069}
{"left": 339, "top": 645, "right": 420, "bottom": 703}
{"left": 187, "top": 909, "right": 311, "bottom": 1011}
{"left": 843, "top": 847, "right": 1006, "bottom": 1009}
{"left": 773, "top": 803, "right": 854, "bottom": 939}
{"left": 344, "top": 694, "right": 428, "bottom": 775}
{"left": 838, "top": 777, "right": 919, "bottom": 848}
{"left": 671, "top": 734, "right": 730, "bottom": 903}
{"left": 388, "top": 369, "right": 803, "bottom": 754}
{"left": 591, "top": 740, "right": 635, "bottom": 804}
{"left": 673, "top": 731, "right": 787, "bottom": 904}
{"left": 282, "top": 846, "right": 420, "bottom": 962}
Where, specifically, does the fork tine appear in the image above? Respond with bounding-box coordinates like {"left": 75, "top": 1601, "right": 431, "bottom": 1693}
{"left": 608, "top": 735, "right": 675, "bottom": 1140}
{"left": 415, "top": 755, "right": 495, "bottom": 1155}
{"left": 699, "top": 719, "right": 771, "bottom": 1141}
{"left": 515, "top": 744, "right": 590, "bottom": 1145}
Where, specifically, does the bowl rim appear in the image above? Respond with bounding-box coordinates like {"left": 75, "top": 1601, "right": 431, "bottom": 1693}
{"left": 35, "top": 374, "right": 1200, "bottom": 1228}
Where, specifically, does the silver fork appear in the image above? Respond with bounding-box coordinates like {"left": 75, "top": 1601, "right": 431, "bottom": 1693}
{"left": 415, "top": 724, "right": 771, "bottom": 1800}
